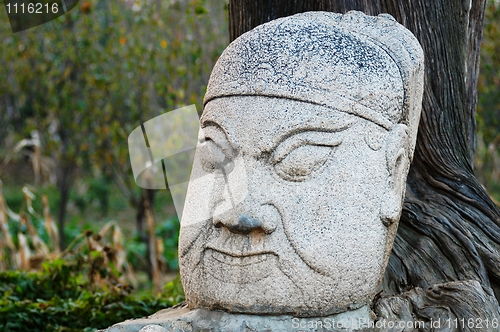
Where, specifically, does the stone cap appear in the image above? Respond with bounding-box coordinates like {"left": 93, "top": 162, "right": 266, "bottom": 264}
{"left": 204, "top": 11, "right": 424, "bottom": 157}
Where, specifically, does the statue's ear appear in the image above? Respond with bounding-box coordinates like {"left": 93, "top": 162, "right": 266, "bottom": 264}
{"left": 380, "top": 124, "right": 410, "bottom": 227}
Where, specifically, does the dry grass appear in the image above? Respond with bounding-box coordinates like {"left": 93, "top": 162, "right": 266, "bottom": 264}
{"left": 0, "top": 182, "right": 169, "bottom": 291}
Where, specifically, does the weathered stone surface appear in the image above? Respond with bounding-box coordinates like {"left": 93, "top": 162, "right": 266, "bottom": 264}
{"left": 101, "top": 303, "right": 374, "bottom": 332}
{"left": 180, "top": 10, "right": 424, "bottom": 317}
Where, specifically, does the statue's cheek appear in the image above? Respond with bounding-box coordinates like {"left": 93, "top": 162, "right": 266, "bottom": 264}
{"left": 278, "top": 149, "right": 389, "bottom": 279}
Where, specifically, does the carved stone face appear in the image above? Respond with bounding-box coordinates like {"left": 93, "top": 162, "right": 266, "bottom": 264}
{"left": 179, "top": 96, "right": 410, "bottom": 317}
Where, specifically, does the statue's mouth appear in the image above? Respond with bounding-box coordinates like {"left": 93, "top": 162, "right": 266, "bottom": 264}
{"left": 203, "top": 229, "right": 273, "bottom": 259}
{"left": 206, "top": 248, "right": 271, "bottom": 266}
{"left": 203, "top": 248, "right": 277, "bottom": 283}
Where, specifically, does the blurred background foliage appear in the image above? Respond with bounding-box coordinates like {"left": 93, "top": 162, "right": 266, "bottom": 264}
{"left": 0, "top": 0, "right": 228, "bottom": 250}
{"left": 0, "top": 0, "right": 498, "bottom": 330}
{"left": 0, "top": 0, "right": 226, "bottom": 330}
{"left": 0, "top": 0, "right": 227, "bottom": 261}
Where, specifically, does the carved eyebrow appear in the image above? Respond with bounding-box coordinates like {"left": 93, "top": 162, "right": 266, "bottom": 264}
{"left": 270, "top": 131, "right": 344, "bottom": 164}
{"left": 200, "top": 123, "right": 236, "bottom": 158}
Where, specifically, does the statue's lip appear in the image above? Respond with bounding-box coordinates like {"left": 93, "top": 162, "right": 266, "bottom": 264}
{"left": 204, "top": 245, "right": 275, "bottom": 258}
{"left": 206, "top": 248, "right": 274, "bottom": 268}
{"left": 206, "top": 248, "right": 272, "bottom": 267}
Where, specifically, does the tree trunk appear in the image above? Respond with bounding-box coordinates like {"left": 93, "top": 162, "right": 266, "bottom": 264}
{"left": 229, "top": 0, "right": 500, "bottom": 322}
{"left": 56, "top": 163, "right": 73, "bottom": 251}
{"left": 136, "top": 188, "right": 156, "bottom": 280}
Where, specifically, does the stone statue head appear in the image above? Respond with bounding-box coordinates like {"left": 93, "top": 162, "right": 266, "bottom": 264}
{"left": 179, "top": 11, "right": 424, "bottom": 317}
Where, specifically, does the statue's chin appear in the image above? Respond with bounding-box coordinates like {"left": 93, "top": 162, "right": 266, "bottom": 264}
{"left": 181, "top": 246, "right": 375, "bottom": 317}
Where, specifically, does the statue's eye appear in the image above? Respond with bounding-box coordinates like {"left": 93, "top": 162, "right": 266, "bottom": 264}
{"left": 274, "top": 145, "right": 334, "bottom": 181}
{"left": 199, "top": 139, "right": 234, "bottom": 174}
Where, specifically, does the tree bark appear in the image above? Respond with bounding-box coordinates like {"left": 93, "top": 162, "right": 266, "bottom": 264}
{"left": 229, "top": 0, "right": 500, "bottom": 322}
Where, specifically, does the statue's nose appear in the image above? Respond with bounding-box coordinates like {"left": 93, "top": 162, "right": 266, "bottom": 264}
{"left": 214, "top": 213, "right": 263, "bottom": 234}
{"left": 213, "top": 205, "right": 279, "bottom": 235}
